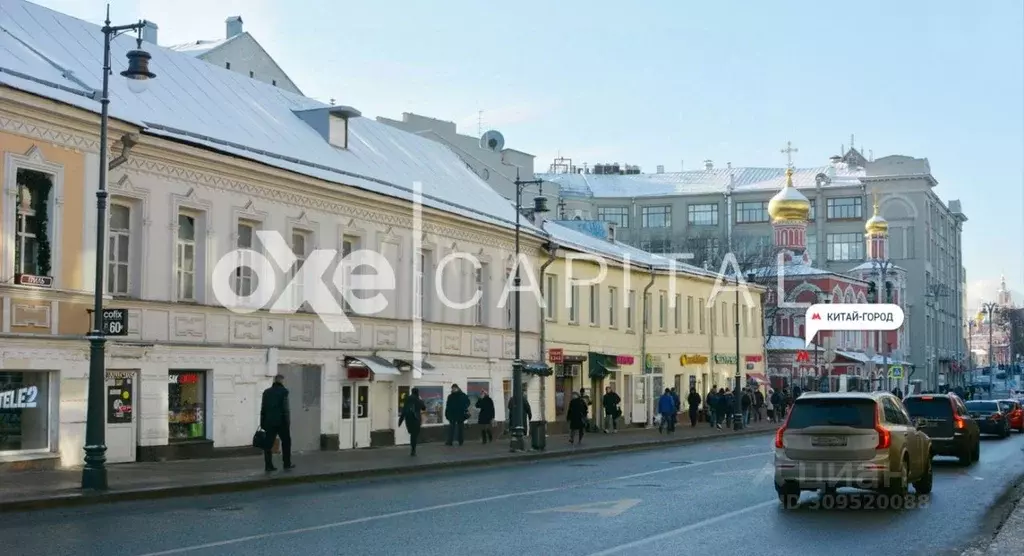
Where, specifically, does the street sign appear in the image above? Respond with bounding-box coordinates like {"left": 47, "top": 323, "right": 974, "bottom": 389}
{"left": 888, "top": 365, "right": 904, "bottom": 379}
{"left": 101, "top": 309, "right": 129, "bottom": 336}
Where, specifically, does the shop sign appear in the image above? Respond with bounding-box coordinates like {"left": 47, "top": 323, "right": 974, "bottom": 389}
{"left": 0, "top": 386, "right": 39, "bottom": 409}
{"left": 168, "top": 373, "right": 199, "bottom": 385}
{"left": 563, "top": 355, "right": 587, "bottom": 363}
{"left": 796, "top": 351, "right": 810, "bottom": 363}
{"left": 679, "top": 354, "right": 708, "bottom": 366}
{"left": 548, "top": 348, "right": 564, "bottom": 364}
{"left": 713, "top": 354, "right": 738, "bottom": 365}
{"left": 745, "top": 355, "right": 763, "bottom": 363}
{"left": 16, "top": 273, "right": 53, "bottom": 288}
{"left": 107, "top": 376, "right": 133, "bottom": 424}
{"left": 616, "top": 355, "right": 634, "bottom": 365}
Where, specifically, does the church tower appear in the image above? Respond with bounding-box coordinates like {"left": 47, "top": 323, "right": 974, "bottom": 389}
{"left": 865, "top": 194, "right": 889, "bottom": 260}
{"left": 768, "top": 167, "right": 812, "bottom": 264}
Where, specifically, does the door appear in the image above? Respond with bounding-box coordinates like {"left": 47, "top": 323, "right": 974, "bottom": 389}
{"left": 340, "top": 382, "right": 371, "bottom": 449}
{"left": 278, "top": 364, "right": 322, "bottom": 452}
{"left": 104, "top": 370, "right": 137, "bottom": 463}
{"left": 631, "top": 375, "right": 646, "bottom": 424}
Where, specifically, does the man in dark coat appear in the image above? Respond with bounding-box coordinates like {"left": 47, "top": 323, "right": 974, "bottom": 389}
{"left": 260, "top": 374, "right": 292, "bottom": 472}
{"left": 508, "top": 394, "right": 533, "bottom": 439}
{"left": 687, "top": 388, "right": 702, "bottom": 427}
{"left": 475, "top": 389, "right": 496, "bottom": 443}
{"left": 398, "top": 388, "right": 426, "bottom": 456}
{"left": 707, "top": 385, "right": 719, "bottom": 428}
{"left": 445, "top": 384, "right": 470, "bottom": 446}
{"left": 753, "top": 388, "right": 765, "bottom": 422}
{"left": 567, "top": 392, "right": 588, "bottom": 445}
{"left": 602, "top": 386, "right": 621, "bottom": 433}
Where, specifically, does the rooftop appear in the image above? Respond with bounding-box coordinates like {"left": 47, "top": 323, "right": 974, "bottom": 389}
{"left": 0, "top": 0, "right": 533, "bottom": 234}
{"left": 167, "top": 37, "right": 236, "bottom": 57}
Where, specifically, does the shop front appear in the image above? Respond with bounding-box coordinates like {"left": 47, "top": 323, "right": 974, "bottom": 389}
{"left": 550, "top": 350, "right": 587, "bottom": 433}
{"left": 342, "top": 356, "right": 400, "bottom": 449}
{"left": 105, "top": 370, "right": 138, "bottom": 463}
{"left": 590, "top": 352, "right": 624, "bottom": 429}
{"left": 0, "top": 370, "right": 56, "bottom": 463}
{"left": 676, "top": 354, "right": 710, "bottom": 401}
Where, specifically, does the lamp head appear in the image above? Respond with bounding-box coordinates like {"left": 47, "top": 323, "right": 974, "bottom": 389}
{"left": 122, "top": 37, "right": 156, "bottom": 93}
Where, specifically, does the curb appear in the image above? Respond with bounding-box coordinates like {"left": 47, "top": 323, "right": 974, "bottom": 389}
{"left": 0, "top": 426, "right": 774, "bottom": 513}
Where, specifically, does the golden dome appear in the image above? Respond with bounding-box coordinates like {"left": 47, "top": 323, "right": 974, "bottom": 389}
{"left": 865, "top": 193, "right": 889, "bottom": 235}
{"left": 768, "top": 168, "right": 810, "bottom": 223}
{"left": 975, "top": 309, "right": 986, "bottom": 323}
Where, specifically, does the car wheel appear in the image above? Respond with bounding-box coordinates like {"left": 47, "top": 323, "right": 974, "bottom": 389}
{"left": 777, "top": 483, "right": 801, "bottom": 510}
{"left": 913, "top": 458, "right": 933, "bottom": 495}
{"left": 972, "top": 439, "right": 981, "bottom": 462}
{"left": 958, "top": 443, "right": 972, "bottom": 465}
{"left": 887, "top": 456, "right": 909, "bottom": 496}
{"left": 1017, "top": 427, "right": 1023, "bottom": 434}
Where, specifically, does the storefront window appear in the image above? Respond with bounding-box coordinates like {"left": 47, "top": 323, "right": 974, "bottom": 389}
{"left": 168, "top": 371, "right": 207, "bottom": 441}
{"left": 418, "top": 385, "right": 444, "bottom": 425}
{"left": 0, "top": 371, "right": 50, "bottom": 452}
{"left": 466, "top": 381, "right": 489, "bottom": 422}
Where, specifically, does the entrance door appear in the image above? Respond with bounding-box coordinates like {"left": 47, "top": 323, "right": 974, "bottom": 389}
{"left": 631, "top": 375, "right": 646, "bottom": 424}
{"left": 340, "top": 382, "right": 371, "bottom": 449}
{"left": 277, "top": 364, "right": 322, "bottom": 452}
{"left": 104, "top": 370, "right": 137, "bottom": 463}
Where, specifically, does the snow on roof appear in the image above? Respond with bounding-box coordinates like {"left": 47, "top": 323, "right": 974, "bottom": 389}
{"left": 543, "top": 220, "right": 718, "bottom": 279}
{"left": 848, "top": 260, "right": 905, "bottom": 273}
{"left": 746, "top": 260, "right": 834, "bottom": 278}
{"left": 767, "top": 336, "right": 820, "bottom": 351}
{"left": 0, "top": 0, "right": 534, "bottom": 234}
{"left": 167, "top": 37, "right": 234, "bottom": 57}
{"left": 541, "top": 165, "right": 864, "bottom": 199}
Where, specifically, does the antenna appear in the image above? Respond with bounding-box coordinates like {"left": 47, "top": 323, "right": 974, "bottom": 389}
{"left": 477, "top": 110, "right": 484, "bottom": 137}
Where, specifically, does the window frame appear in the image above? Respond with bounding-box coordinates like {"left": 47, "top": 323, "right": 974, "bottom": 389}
{"left": 826, "top": 197, "right": 863, "bottom": 220}
{"left": 597, "top": 206, "right": 629, "bottom": 228}
{"left": 735, "top": 201, "right": 769, "bottom": 224}
{"left": 641, "top": 205, "right": 672, "bottom": 228}
{"left": 687, "top": 204, "right": 719, "bottom": 226}
{"left": 176, "top": 212, "right": 198, "bottom": 301}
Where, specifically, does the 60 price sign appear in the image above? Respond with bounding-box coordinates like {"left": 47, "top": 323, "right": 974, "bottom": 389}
{"left": 102, "top": 309, "right": 129, "bottom": 336}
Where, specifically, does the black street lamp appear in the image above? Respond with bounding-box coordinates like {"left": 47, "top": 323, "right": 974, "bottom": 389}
{"left": 981, "top": 301, "right": 999, "bottom": 398}
{"left": 82, "top": 7, "right": 156, "bottom": 491}
{"left": 510, "top": 170, "right": 547, "bottom": 452}
{"left": 732, "top": 274, "right": 743, "bottom": 431}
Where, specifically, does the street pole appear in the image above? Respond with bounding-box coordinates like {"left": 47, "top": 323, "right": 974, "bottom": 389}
{"left": 733, "top": 277, "right": 742, "bottom": 431}
{"left": 983, "top": 302, "right": 997, "bottom": 398}
{"left": 511, "top": 171, "right": 544, "bottom": 453}
{"left": 82, "top": 9, "right": 154, "bottom": 491}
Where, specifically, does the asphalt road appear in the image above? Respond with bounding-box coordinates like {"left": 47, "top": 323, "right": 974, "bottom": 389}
{"left": 5, "top": 431, "right": 1024, "bottom": 556}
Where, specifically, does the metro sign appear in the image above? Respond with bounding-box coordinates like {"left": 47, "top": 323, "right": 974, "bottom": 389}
{"left": 796, "top": 351, "right": 810, "bottom": 363}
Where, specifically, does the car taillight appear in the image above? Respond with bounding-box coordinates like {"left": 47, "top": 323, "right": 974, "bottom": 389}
{"left": 774, "top": 411, "right": 792, "bottom": 448}
{"left": 954, "top": 416, "right": 966, "bottom": 429}
{"left": 875, "top": 406, "right": 891, "bottom": 449}
{"left": 921, "top": 396, "right": 933, "bottom": 400}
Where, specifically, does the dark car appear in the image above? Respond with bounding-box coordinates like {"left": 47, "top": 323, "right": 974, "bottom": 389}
{"left": 965, "top": 401, "right": 1012, "bottom": 438}
{"left": 903, "top": 393, "right": 980, "bottom": 465}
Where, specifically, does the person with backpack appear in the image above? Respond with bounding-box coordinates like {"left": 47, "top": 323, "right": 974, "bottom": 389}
{"left": 398, "top": 388, "right": 426, "bottom": 456}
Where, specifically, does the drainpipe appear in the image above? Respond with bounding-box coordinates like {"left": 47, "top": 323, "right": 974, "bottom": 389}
{"left": 538, "top": 241, "right": 559, "bottom": 423}
{"left": 641, "top": 264, "right": 656, "bottom": 426}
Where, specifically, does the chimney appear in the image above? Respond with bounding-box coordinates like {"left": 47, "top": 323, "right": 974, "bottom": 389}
{"left": 829, "top": 155, "right": 842, "bottom": 167}
{"left": 656, "top": 165, "right": 664, "bottom": 174}
{"left": 226, "top": 16, "right": 243, "bottom": 39}
{"left": 141, "top": 21, "right": 158, "bottom": 45}
{"left": 704, "top": 159, "right": 714, "bottom": 171}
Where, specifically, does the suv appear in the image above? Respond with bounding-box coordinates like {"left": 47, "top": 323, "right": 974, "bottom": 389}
{"left": 903, "top": 393, "right": 980, "bottom": 465}
{"left": 774, "top": 392, "right": 932, "bottom": 509}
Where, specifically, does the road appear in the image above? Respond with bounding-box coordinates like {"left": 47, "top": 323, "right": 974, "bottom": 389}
{"left": 4, "top": 432, "right": 1024, "bottom": 556}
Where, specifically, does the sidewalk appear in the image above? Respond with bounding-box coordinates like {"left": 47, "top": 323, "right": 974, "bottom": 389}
{"left": 962, "top": 489, "right": 1024, "bottom": 555}
{"left": 0, "top": 420, "right": 777, "bottom": 512}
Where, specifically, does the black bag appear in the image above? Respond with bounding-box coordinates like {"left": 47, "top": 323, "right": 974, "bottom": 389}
{"left": 252, "top": 429, "right": 267, "bottom": 449}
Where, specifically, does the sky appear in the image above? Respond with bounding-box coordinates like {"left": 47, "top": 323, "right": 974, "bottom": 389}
{"left": 31, "top": 0, "right": 1024, "bottom": 311}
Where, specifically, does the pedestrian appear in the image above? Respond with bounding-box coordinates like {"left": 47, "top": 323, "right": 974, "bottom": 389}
{"left": 715, "top": 388, "right": 730, "bottom": 429}
{"left": 444, "top": 384, "right": 470, "bottom": 446}
{"left": 508, "top": 393, "right": 533, "bottom": 439}
{"left": 398, "top": 387, "right": 426, "bottom": 456}
{"left": 567, "top": 392, "right": 588, "bottom": 445}
{"left": 707, "top": 385, "right": 718, "bottom": 428}
{"left": 602, "top": 386, "right": 621, "bottom": 433}
{"left": 259, "top": 374, "right": 293, "bottom": 472}
{"left": 766, "top": 388, "right": 776, "bottom": 423}
{"left": 658, "top": 388, "right": 676, "bottom": 433}
{"left": 687, "top": 387, "right": 701, "bottom": 427}
{"left": 741, "top": 388, "right": 752, "bottom": 426}
{"left": 753, "top": 388, "right": 765, "bottom": 422}
{"left": 475, "top": 389, "right": 496, "bottom": 444}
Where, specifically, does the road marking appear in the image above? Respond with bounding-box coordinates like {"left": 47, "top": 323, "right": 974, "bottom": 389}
{"left": 528, "top": 499, "right": 641, "bottom": 518}
{"left": 584, "top": 500, "right": 778, "bottom": 555}
{"left": 133, "top": 451, "right": 771, "bottom": 555}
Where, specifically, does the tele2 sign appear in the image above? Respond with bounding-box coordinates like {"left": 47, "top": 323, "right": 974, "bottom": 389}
{"left": 0, "top": 386, "right": 39, "bottom": 409}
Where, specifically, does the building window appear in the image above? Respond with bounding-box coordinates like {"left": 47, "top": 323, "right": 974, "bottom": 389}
{"left": 234, "top": 221, "right": 258, "bottom": 298}
{"left": 735, "top": 201, "right": 769, "bottom": 223}
{"left": 627, "top": 289, "right": 637, "bottom": 330}
{"left": 641, "top": 206, "right": 671, "bottom": 228}
{"left": 644, "top": 293, "right": 653, "bottom": 333}
{"left": 589, "top": 285, "right": 599, "bottom": 325}
{"left": 698, "top": 297, "right": 706, "bottom": 334}
{"left": 0, "top": 371, "right": 52, "bottom": 452}
{"left": 807, "top": 234, "right": 817, "bottom": 257}
{"left": 341, "top": 236, "right": 360, "bottom": 315}
{"left": 686, "top": 296, "right": 694, "bottom": 332}
{"left": 743, "top": 305, "right": 749, "bottom": 336}
{"left": 674, "top": 294, "right": 682, "bottom": 332}
{"left": 826, "top": 197, "right": 863, "bottom": 220}
{"left": 176, "top": 213, "right": 197, "bottom": 301}
{"left": 569, "top": 283, "right": 580, "bottom": 323}
{"left": 659, "top": 292, "right": 668, "bottom": 331}
{"left": 826, "top": 232, "right": 864, "bottom": 261}
{"left": 597, "top": 207, "right": 629, "bottom": 227}
{"left": 688, "top": 204, "right": 718, "bottom": 226}
{"left": 608, "top": 286, "right": 618, "bottom": 327}
{"left": 107, "top": 203, "right": 132, "bottom": 295}
{"left": 545, "top": 274, "right": 558, "bottom": 320}
{"left": 808, "top": 200, "right": 816, "bottom": 221}
{"left": 504, "top": 267, "right": 514, "bottom": 328}
{"left": 475, "top": 263, "right": 487, "bottom": 325}
{"left": 13, "top": 169, "right": 54, "bottom": 280}
{"left": 721, "top": 302, "right": 728, "bottom": 336}
{"left": 291, "top": 230, "right": 311, "bottom": 309}
{"left": 168, "top": 371, "right": 207, "bottom": 442}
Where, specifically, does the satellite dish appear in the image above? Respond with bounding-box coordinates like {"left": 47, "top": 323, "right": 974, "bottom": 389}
{"left": 480, "top": 130, "right": 505, "bottom": 152}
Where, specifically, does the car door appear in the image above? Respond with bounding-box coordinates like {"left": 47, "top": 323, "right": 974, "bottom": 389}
{"left": 894, "top": 398, "right": 926, "bottom": 474}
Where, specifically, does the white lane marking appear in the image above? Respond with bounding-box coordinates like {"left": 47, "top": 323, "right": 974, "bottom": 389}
{"left": 584, "top": 500, "right": 778, "bottom": 556}
{"left": 133, "top": 451, "right": 771, "bottom": 556}
{"left": 528, "top": 499, "right": 641, "bottom": 518}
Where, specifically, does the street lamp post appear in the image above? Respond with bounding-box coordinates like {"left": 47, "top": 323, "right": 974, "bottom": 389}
{"left": 982, "top": 301, "right": 999, "bottom": 399}
{"left": 926, "top": 284, "right": 949, "bottom": 392}
{"left": 510, "top": 171, "right": 546, "bottom": 453}
{"left": 82, "top": 7, "right": 156, "bottom": 491}
{"left": 732, "top": 275, "right": 742, "bottom": 431}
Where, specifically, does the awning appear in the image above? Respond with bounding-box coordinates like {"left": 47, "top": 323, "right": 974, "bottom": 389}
{"left": 589, "top": 352, "right": 620, "bottom": 378}
{"left": 394, "top": 359, "right": 436, "bottom": 379}
{"left": 746, "top": 373, "right": 768, "bottom": 384}
{"left": 344, "top": 356, "right": 400, "bottom": 376}
{"left": 520, "top": 361, "right": 553, "bottom": 376}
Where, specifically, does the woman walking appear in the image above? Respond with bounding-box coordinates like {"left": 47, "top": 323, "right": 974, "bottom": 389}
{"left": 567, "top": 392, "right": 588, "bottom": 446}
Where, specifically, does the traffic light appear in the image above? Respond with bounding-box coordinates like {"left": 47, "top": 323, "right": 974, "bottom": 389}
{"left": 867, "top": 282, "right": 877, "bottom": 303}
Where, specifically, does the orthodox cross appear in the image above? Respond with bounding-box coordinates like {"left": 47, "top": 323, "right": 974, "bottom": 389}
{"left": 780, "top": 141, "right": 798, "bottom": 168}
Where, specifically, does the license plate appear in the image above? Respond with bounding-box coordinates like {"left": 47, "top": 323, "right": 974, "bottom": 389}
{"left": 812, "top": 436, "right": 847, "bottom": 447}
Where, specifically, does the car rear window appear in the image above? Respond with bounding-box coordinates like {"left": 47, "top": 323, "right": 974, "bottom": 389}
{"left": 903, "top": 397, "right": 953, "bottom": 419}
{"left": 787, "top": 398, "right": 877, "bottom": 429}
{"left": 966, "top": 401, "right": 998, "bottom": 412}
{"left": 997, "top": 401, "right": 1017, "bottom": 411}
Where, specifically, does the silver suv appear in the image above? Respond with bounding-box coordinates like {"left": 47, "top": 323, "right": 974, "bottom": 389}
{"left": 774, "top": 391, "right": 933, "bottom": 508}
